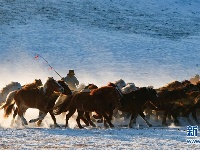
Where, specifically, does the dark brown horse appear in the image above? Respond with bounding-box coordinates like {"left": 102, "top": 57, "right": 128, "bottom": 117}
{"left": 143, "top": 80, "right": 199, "bottom": 126}
{"left": 108, "top": 82, "right": 158, "bottom": 128}
{"left": 59, "top": 86, "right": 121, "bottom": 129}
{"left": 152, "top": 83, "right": 199, "bottom": 126}
{"left": 29, "top": 80, "right": 72, "bottom": 126}
{"left": 53, "top": 83, "right": 98, "bottom": 115}
{"left": 4, "top": 77, "right": 64, "bottom": 126}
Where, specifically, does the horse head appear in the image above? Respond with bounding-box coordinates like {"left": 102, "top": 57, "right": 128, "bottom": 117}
{"left": 57, "top": 80, "right": 72, "bottom": 95}
{"left": 35, "top": 79, "right": 43, "bottom": 87}
{"left": 143, "top": 87, "right": 159, "bottom": 107}
{"left": 108, "top": 82, "right": 123, "bottom": 98}
{"left": 84, "top": 84, "right": 98, "bottom": 90}
{"left": 44, "top": 77, "right": 64, "bottom": 94}
{"left": 88, "top": 84, "right": 98, "bottom": 89}
{"left": 183, "top": 83, "right": 199, "bottom": 93}
{"left": 114, "top": 79, "right": 126, "bottom": 90}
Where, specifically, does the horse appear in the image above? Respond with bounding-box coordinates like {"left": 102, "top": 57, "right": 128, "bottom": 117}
{"left": 181, "top": 91, "right": 200, "bottom": 124}
{"left": 57, "top": 86, "right": 121, "bottom": 129}
{"left": 151, "top": 83, "right": 199, "bottom": 126}
{"left": 144, "top": 80, "right": 199, "bottom": 125}
{"left": 114, "top": 79, "right": 126, "bottom": 90}
{"left": 0, "top": 79, "right": 43, "bottom": 121}
{"left": 121, "top": 83, "right": 138, "bottom": 94}
{"left": 190, "top": 74, "right": 200, "bottom": 85}
{"left": 31, "top": 79, "right": 72, "bottom": 126}
{"left": 53, "top": 83, "right": 99, "bottom": 126}
{"left": 3, "top": 77, "right": 64, "bottom": 126}
{"left": 108, "top": 82, "right": 158, "bottom": 127}
{"left": 0, "top": 82, "right": 22, "bottom": 105}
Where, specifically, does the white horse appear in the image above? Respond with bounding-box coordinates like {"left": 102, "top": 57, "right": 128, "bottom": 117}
{"left": 114, "top": 79, "right": 126, "bottom": 90}
{"left": 0, "top": 82, "right": 22, "bottom": 105}
{"left": 121, "top": 83, "right": 138, "bottom": 94}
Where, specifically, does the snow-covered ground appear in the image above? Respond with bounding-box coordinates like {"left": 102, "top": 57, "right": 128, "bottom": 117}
{"left": 0, "top": 109, "right": 199, "bottom": 149}
{"left": 1, "top": 0, "right": 200, "bottom": 149}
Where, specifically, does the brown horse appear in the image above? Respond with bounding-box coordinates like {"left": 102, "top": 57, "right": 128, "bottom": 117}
{"left": 60, "top": 86, "right": 121, "bottom": 129}
{"left": 108, "top": 82, "right": 158, "bottom": 128}
{"left": 0, "top": 79, "right": 43, "bottom": 118}
{"left": 29, "top": 80, "right": 73, "bottom": 126}
{"left": 53, "top": 84, "right": 99, "bottom": 127}
{"left": 6, "top": 77, "right": 64, "bottom": 126}
{"left": 144, "top": 80, "right": 199, "bottom": 126}
{"left": 152, "top": 83, "right": 199, "bottom": 126}
{"left": 53, "top": 83, "right": 98, "bottom": 115}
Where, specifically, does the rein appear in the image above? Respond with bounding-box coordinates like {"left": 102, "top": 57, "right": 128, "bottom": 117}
{"left": 115, "top": 86, "right": 123, "bottom": 99}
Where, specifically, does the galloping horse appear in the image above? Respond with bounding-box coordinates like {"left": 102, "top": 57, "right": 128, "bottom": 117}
{"left": 31, "top": 80, "right": 72, "bottom": 126}
{"left": 108, "top": 83, "right": 158, "bottom": 127}
{"left": 0, "top": 79, "right": 43, "bottom": 120}
{"left": 5, "top": 77, "right": 64, "bottom": 126}
{"left": 53, "top": 83, "right": 98, "bottom": 115}
{"left": 0, "top": 82, "right": 22, "bottom": 105}
{"left": 153, "top": 83, "right": 199, "bottom": 126}
{"left": 59, "top": 86, "right": 121, "bottom": 128}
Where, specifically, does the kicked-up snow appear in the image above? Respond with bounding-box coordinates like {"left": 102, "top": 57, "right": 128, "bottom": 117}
{"left": 0, "top": 109, "right": 199, "bottom": 149}
{"left": 0, "top": 0, "right": 200, "bottom": 149}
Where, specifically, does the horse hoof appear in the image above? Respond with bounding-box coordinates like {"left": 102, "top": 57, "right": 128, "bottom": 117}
{"left": 22, "top": 122, "right": 28, "bottom": 126}
{"left": 97, "top": 119, "right": 103, "bottom": 123}
{"left": 36, "top": 120, "right": 42, "bottom": 126}
{"left": 148, "top": 124, "right": 152, "bottom": 127}
{"left": 90, "top": 123, "right": 96, "bottom": 127}
{"left": 162, "top": 123, "right": 168, "bottom": 126}
{"left": 174, "top": 122, "right": 179, "bottom": 126}
{"left": 78, "top": 126, "right": 84, "bottom": 129}
{"left": 29, "top": 120, "right": 33, "bottom": 123}
{"left": 110, "top": 124, "right": 114, "bottom": 128}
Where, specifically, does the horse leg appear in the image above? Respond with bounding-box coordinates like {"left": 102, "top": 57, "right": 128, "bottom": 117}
{"left": 65, "top": 109, "right": 76, "bottom": 128}
{"left": 171, "top": 113, "right": 179, "bottom": 126}
{"left": 49, "top": 111, "right": 60, "bottom": 127}
{"left": 192, "top": 110, "right": 200, "bottom": 124}
{"left": 129, "top": 112, "right": 138, "bottom": 128}
{"left": 101, "top": 112, "right": 114, "bottom": 128}
{"left": 10, "top": 107, "right": 18, "bottom": 126}
{"left": 144, "top": 108, "right": 151, "bottom": 120}
{"left": 18, "top": 107, "right": 28, "bottom": 126}
{"left": 139, "top": 112, "right": 152, "bottom": 127}
{"left": 162, "top": 111, "right": 168, "bottom": 126}
{"left": 35, "top": 111, "right": 43, "bottom": 126}
{"left": 29, "top": 112, "right": 47, "bottom": 123}
{"left": 77, "top": 112, "right": 89, "bottom": 126}
{"left": 76, "top": 110, "right": 84, "bottom": 129}
{"left": 85, "top": 112, "right": 96, "bottom": 127}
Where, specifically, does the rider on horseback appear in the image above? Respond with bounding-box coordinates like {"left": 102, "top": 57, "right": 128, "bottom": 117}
{"left": 62, "top": 70, "right": 79, "bottom": 91}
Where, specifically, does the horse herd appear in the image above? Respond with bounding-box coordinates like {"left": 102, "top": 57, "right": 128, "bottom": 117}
{"left": 0, "top": 77, "right": 200, "bottom": 129}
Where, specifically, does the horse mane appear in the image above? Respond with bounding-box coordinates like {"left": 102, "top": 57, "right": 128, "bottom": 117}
{"left": 22, "top": 79, "right": 42, "bottom": 90}
{"left": 90, "top": 86, "right": 113, "bottom": 95}
{"left": 158, "top": 80, "right": 182, "bottom": 91}
{"left": 0, "top": 82, "right": 21, "bottom": 94}
{"left": 107, "top": 82, "right": 116, "bottom": 87}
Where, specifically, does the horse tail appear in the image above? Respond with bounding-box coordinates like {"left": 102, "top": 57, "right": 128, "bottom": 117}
{"left": 53, "top": 95, "right": 73, "bottom": 115}
{"left": 0, "top": 90, "right": 16, "bottom": 118}
{"left": 3, "top": 103, "right": 15, "bottom": 118}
